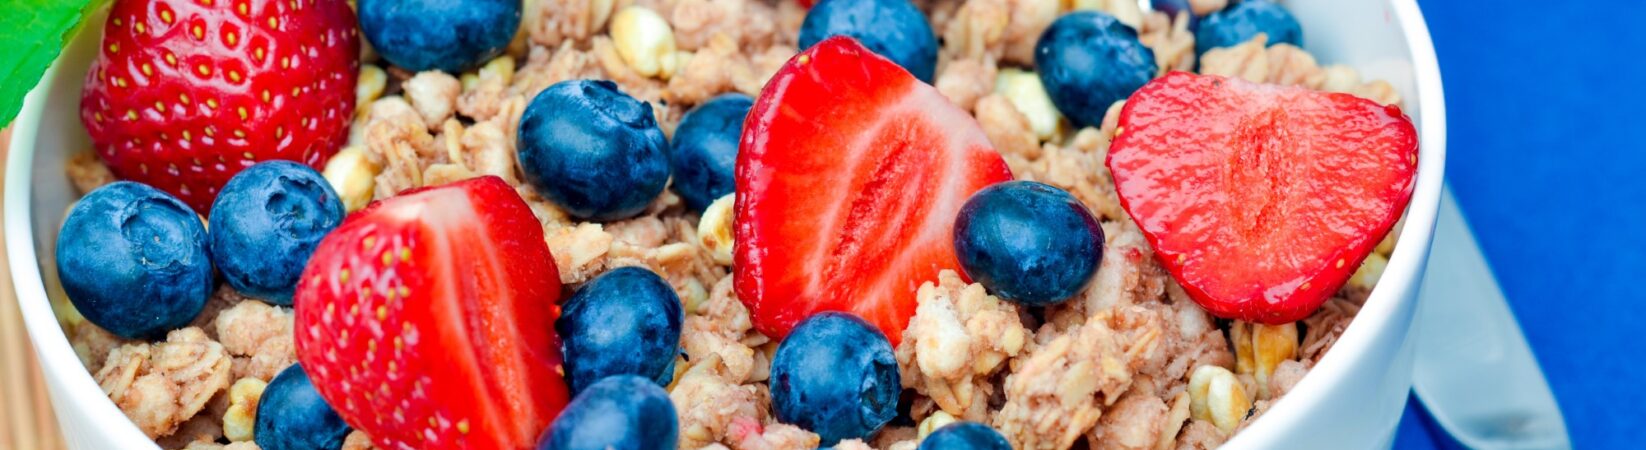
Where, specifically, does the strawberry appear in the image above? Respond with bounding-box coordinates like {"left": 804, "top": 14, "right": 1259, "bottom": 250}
{"left": 293, "top": 176, "right": 569, "bottom": 449}
{"left": 80, "top": 0, "right": 359, "bottom": 212}
{"left": 1107, "top": 72, "right": 1418, "bottom": 324}
{"left": 734, "top": 36, "right": 1012, "bottom": 343}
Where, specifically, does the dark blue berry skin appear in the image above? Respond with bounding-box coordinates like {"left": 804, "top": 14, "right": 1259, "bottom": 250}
{"left": 518, "top": 79, "right": 670, "bottom": 222}
{"left": 255, "top": 364, "right": 353, "bottom": 450}
{"left": 953, "top": 181, "right": 1103, "bottom": 307}
{"left": 918, "top": 422, "right": 1011, "bottom": 450}
{"left": 799, "top": 0, "right": 938, "bottom": 82}
{"left": 1194, "top": 0, "right": 1302, "bottom": 55}
{"left": 556, "top": 267, "right": 684, "bottom": 394}
{"left": 56, "top": 182, "right": 212, "bottom": 340}
{"left": 670, "top": 94, "right": 752, "bottom": 212}
{"left": 208, "top": 161, "right": 344, "bottom": 306}
{"left": 357, "top": 0, "right": 521, "bottom": 73}
{"left": 1034, "top": 12, "right": 1157, "bottom": 128}
{"left": 537, "top": 375, "right": 679, "bottom": 450}
{"left": 1151, "top": 0, "right": 1200, "bottom": 30}
{"left": 769, "top": 312, "right": 898, "bottom": 446}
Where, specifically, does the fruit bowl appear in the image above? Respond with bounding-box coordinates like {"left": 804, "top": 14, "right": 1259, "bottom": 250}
{"left": 6, "top": 0, "right": 1445, "bottom": 448}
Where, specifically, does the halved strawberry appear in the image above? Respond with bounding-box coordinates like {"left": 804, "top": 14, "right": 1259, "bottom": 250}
{"left": 1107, "top": 72, "right": 1418, "bottom": 324}
{"left": 293, "top": 176, "right": 568, "bottom": 449}
{"left": 734, "top": 36, "right": 1012, "bottom": 343}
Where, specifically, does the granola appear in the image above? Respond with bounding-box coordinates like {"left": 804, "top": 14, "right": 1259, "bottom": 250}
{"left": 1137, "top": 11, "right": 1195, "bottom": 74}
{"left": 59, "top": 0, "right": 1408, "bottom": 447}
{"left": 94, "top": 327, "right": 233, "bottom": 439}
{"left": 66, "top": 151, "right": 117, "bottom": 195}
{"left": 669, "top": 355, "right": 778, "bottom": 448}
{"left": 1089, "top": 390, "right": 1170, "bottom": 450}
{"left": 896, "top": 270, "right": 1028, "bottom": 422}
{"left": 212, "top": 301, "right": 296, "bottom": 382}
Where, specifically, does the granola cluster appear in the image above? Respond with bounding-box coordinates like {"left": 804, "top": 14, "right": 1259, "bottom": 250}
{"left": 896, "top": 271, "right": 1029, "bottom": 422}
{"left": 58, "top": 0, "right": 1404, "bottom": 448}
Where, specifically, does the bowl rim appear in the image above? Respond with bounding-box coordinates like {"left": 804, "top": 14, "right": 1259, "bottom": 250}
{"left": 7, "top": 4, "right": 161, "bottom": 445}
{"left": 5, "top": 0, "right": 1448, "bottom": 447}
{"left": 1224, "top": 0, "right": 1448, "bottom": 446}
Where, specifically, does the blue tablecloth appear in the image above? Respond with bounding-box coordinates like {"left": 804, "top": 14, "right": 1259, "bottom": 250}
{"left": 1397, "top": 1, "right": 1644, "bottom": 448}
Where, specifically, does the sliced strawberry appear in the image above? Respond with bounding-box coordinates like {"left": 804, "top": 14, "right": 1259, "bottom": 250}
{"left": 1107, "top": 72, "right": 1418, "bottom": 324}
{"left": 80, "top": 0, "right": 359, "bottom": 211}
{"left": 734, "top": 36, "right": 1012, "bottom": 343}
{"left": 293, "top": 176, "right": 568, "bottom": 449}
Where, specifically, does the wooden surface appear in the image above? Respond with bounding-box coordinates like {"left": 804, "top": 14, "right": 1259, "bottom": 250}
{"left": 0, "top": 127, "right": 69, "bottom": 450}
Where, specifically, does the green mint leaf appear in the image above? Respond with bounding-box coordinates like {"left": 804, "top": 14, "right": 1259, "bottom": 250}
{"left": 0, "top": 0, "right": 108, "bottom": 128}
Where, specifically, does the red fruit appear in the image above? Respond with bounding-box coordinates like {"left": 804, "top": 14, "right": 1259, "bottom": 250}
{"left": 1107, "top": 72, "right": 1418, "bottom": 324}
{"left": 293, "top": 176, "right": 568, "bottom": 449}
{"left": 734, "top": 36, "right": 1012, "bottom": 343}
{"left": 80, "top": 0, "right": 359, "bottom": 212}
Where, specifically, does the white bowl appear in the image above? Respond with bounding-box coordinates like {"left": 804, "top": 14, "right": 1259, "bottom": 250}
{"left": 6, "top": 0, "right": 1446, "bottom": 448}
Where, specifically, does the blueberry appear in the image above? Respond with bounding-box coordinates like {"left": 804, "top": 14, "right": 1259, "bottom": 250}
{"left": 255, "top": 364, "right": 352, "bottom": 450}
{"left": 953, "top": 181, "right": 1103, "bottom": 306}
{"left": 518, "top": 80, "right": 670, "bottom": 221}
{"left": 56, "top": 182, "right": 212, "bottom": 340}
{"left": 769, "top": 312, "right": 898, "bottom": 446}
{"left": 1151, "top": 0, "right": 1200, "bottom": 30}
{"left": 357, "top": 0, "right": 521, "bottom": 73}
{"left": 537, "top": 375, "right": 678, "bottom": 450}
{"left": 1195, "top": 0, "right": 1302, "bottom": 55}
{"left": 670, "top": 94, "right": 752, "bottom": 212}
{"left": 918, "top": 422, "right": 1011, "bottom": 450}
{"left": 1035, "top": 11, "right": 1157, "bottom": 128}
{"left": 556, "top": 267, "right": 683, "bottom": 394}
{"left": 208, "top": 161, "right": 344, "bottom": 306}
{"left": 799, "top": 0, "right": 938, "bottom": 82}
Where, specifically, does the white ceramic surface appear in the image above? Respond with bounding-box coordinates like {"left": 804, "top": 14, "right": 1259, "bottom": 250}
{"left": 6, "top": 0, "right": 1447, "bottom": 448}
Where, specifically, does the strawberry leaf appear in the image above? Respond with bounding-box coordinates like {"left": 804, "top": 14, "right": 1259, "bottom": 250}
{"left": 0, "top": 0, "right": 107, "bottom": 128}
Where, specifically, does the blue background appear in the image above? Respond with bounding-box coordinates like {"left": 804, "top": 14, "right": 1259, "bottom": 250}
{"left": 1397, "top": 0, "right": 1644, "bottom": 448}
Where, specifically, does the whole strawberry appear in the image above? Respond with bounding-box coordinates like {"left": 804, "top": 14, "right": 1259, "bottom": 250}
{"left": 80, "top": 0, "right": 360, "bottom": 212}
{"left": 294, "top": 176, "right": 570, "bottom": 449}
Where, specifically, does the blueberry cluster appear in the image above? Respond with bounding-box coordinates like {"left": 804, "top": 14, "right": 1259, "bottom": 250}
{"left": 57, "top": 162, "right": 343, "bottom": 339}
{"left": 517, "top": 82, "right": 758, "bottom": 221}
{"left": 1033, "top": 1, "right": 1304, "bottom": 126}
{"left": 58, "top": 162, "right": 352, "bottom": 447}
{"left": 540, "top": 266, "right": 685, "bottom": 449}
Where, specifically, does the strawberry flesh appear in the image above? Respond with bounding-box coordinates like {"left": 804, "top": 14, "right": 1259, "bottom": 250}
{"left": 1107, "top": 72, "right": 1418, "bottom": 323}
{"left": 294, "top": 176, "right": 568, "bottom": 449}
{"left": 734, "top": 36, "right": 1012, "bottom": 343}
{"left": 80, "top": 0, "right": 359, "bottom": 211}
